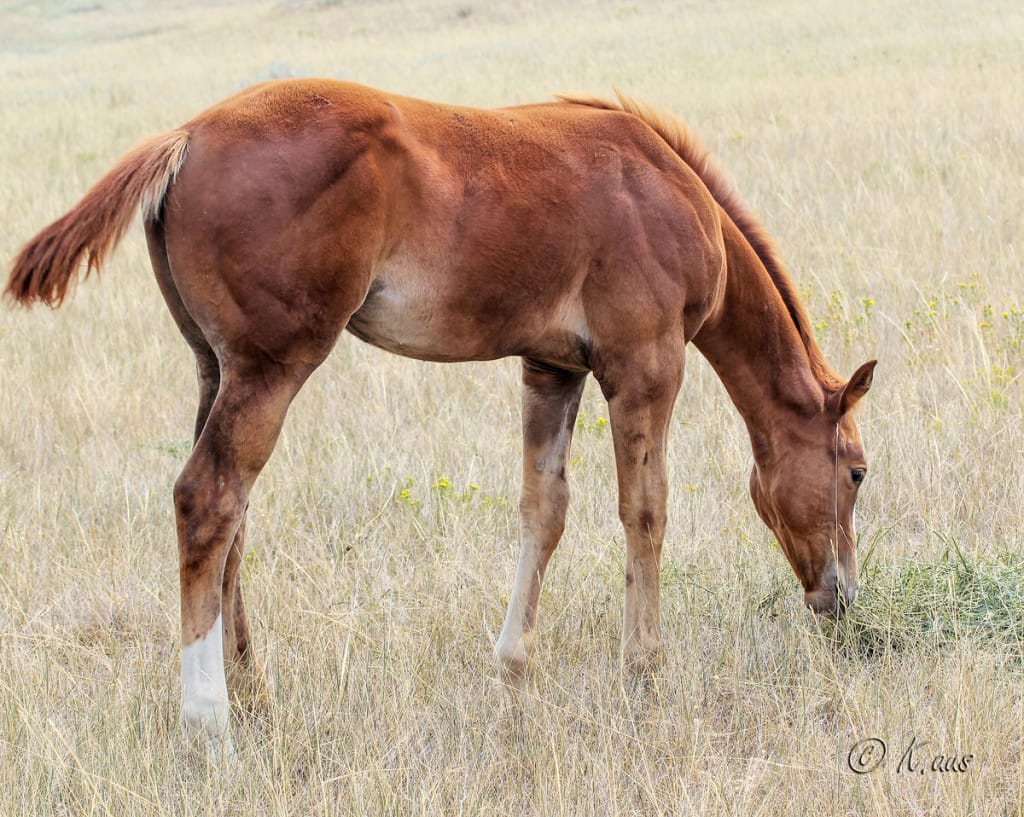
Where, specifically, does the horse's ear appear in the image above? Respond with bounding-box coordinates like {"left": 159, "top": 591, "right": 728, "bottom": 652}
{"left": 832, "top": 360, "right": 876, "bottom": 416}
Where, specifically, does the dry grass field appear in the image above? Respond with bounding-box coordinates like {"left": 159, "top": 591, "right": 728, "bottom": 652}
{"left": 1, "top": 0, "right": 1022, "bottom": 814}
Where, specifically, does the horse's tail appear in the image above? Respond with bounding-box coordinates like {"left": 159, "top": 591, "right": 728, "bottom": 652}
{"left": 5, "top": 129, "right": 190, "bottom": 307}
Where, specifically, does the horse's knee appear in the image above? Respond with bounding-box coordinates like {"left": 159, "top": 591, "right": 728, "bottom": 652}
{"left": 618, "top": 503, "right": 667, "bottom": 547}
{"left": 520, "top": 473, "right": 570, "bottom": 537}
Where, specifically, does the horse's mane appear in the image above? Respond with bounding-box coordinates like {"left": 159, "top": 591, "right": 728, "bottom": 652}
{"left": 555, "top": 89, "right": 843, "bottom": 391}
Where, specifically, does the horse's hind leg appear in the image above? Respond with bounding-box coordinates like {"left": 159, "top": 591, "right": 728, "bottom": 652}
{"left": 495, "top": 359, "right": 586, "bottom": 686}
{"left": 218, "top": 506, "right": 271, "bottom": 717}
{"left": 183, "top": 351, "right": 270, "bottom": 719}
{"left": 175, "top": 361, "right": 311, "bottom": 755}
{"left": 597, "top": 345, "right": 685, "bottom": 669}
{"left": 146, "top": 223, "right": 270, "bottom": 729}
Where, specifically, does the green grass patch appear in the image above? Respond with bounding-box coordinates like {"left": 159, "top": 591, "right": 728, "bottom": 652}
{"left": 834, "top": 540, "right": 1024, "bottom": 659}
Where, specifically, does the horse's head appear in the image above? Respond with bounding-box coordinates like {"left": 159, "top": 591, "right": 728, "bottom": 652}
{"left": 749, "top": 360, "right": 876, "bottom": 617}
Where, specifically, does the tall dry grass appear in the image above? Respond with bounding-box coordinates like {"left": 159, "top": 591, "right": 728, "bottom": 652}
{"left": 1, "top": 1, "right": 1022, "bottom": 814}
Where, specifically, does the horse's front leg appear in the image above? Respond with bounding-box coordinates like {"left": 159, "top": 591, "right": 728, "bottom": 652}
{"left": 495, "top": 359, "right": 586, "bottom": 687}
{"left": 598, "top": 346, "right": 684, "bottom": 668}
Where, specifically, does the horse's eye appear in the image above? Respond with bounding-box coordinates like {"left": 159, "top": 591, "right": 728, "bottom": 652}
{"left": 851, "top": 468, "right": 866, "bottom": 486}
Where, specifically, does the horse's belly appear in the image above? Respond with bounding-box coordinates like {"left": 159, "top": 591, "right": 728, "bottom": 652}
{"left": 345, "top": 276, "right": 495, "bottom": 362}
{"left": 345, "top": 241, "right": 594, "bottom": 367}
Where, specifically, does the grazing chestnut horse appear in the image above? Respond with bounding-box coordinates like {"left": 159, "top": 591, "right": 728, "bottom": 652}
{"left": 6, "top": 80, "right": 875, "bottom": 755}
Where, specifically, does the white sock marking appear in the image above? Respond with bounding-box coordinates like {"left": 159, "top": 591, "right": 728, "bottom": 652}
{"left": 181, "top": 613, "right": 234, "bottom": 757}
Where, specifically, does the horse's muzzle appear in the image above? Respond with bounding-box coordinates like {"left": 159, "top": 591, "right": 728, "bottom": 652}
{"left": 804, "top": 581, "right": 858, "bottom": 619}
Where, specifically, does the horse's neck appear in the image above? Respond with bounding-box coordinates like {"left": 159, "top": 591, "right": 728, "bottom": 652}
{"left": 692, "top": 216, "right": 825, "bottom": 454}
